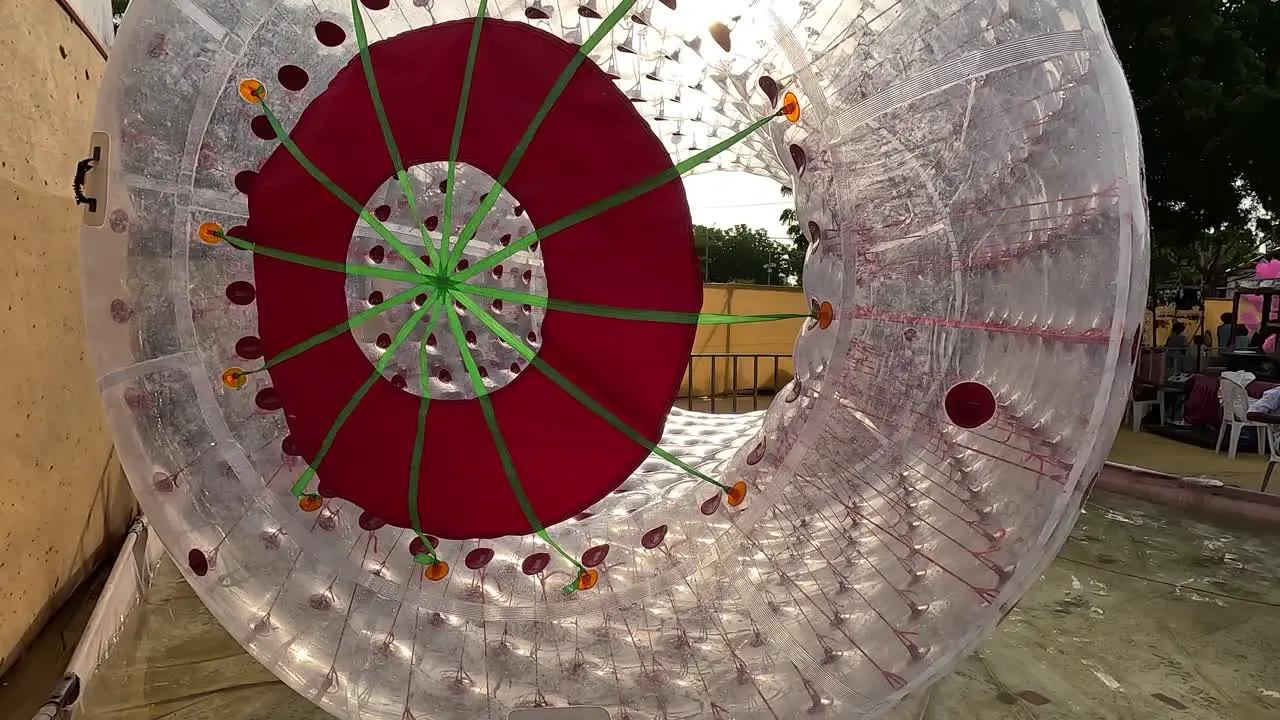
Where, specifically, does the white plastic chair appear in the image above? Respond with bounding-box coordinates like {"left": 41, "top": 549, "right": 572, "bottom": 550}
{"left": 1216, "top": 379, "right": 1268, "bottom": 459}
{"left": 1263, "top": 425, "right": 1280, "bottom": 493}
{"left": 1127, "top": 390, "right": 1163, "bottom": 433}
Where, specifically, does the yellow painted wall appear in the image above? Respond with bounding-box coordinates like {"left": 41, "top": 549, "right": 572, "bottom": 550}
{"left": 0, "top": 0, "right": 135, "bottom": 675}
{"left": 1143, "top": 298, "right": 1236, "bottom": 348}
{"left": 684, "top": 284, "right": 808, "bottom": 397}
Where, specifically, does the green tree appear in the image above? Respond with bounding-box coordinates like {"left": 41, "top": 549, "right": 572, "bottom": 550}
{"left": 694, "top": 224, "right": 788, "bottom": 285}
{"left": 1151, "top": 222, "right": 1264, "bottom": 295}
{"left": 1098, "top": 0, "right": 1280, "bottom": 287}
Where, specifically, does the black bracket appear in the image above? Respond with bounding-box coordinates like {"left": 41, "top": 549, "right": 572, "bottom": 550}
{"left": 73, "top": 146, "right": 101, "bottom": 213}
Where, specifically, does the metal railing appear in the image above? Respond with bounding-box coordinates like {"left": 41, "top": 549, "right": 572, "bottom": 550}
{"left": 679, "top": 353, "right": 793, "bottom": 413}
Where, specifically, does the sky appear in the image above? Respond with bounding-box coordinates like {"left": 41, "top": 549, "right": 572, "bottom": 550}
{"left": 684, "top": 171, "right": 793, "bottom": 242}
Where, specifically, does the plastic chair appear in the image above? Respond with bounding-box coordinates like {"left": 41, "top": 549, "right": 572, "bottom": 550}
{"left": 1263, "top": 425, "right": 1280, "bottom": 493}
{"left": 1215, "top": 379, "right": 1268, "bottom": 459}
{"left": 1126, "top": 383, "right": 1163, "bottom": 433}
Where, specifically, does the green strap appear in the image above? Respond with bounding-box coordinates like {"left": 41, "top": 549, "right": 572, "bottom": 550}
{"left": 253, "top": 282, "right": 431, "bottom": 375}
{"left": 256, "top": 95, "right": 432, "bottom": 276}
{"left": 453, "top": 112, "right": 779, "bottom": 284}
{"left": 452, "top": 283, "right": 813, "bottom": 325}
{"left": 406, "top": 291, "right": 449, "bottom": 565}
{"left": 440, "top": 1, "right": 489, "bottom": 263}
{"left": 351, "top": 0, "right": 442, "bottom": 270}
{"left": 445, "top": 0, "right": 639, "bottom": 269}
{"left": 453, "top": 293, "right": 729, "bottom": 491}
{"left": 291, "top": 295, "right": 442, "bottom": 496}
{"left": 444, "top": 300, "right": 586, "bottom": 581}
{"left": 218, "top": 230, "right": 422, "bottom": 285}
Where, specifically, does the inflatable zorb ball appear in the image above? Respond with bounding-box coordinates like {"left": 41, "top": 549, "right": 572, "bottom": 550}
{"left": 79, "top": 0, "right": 1147, "bottom": 717}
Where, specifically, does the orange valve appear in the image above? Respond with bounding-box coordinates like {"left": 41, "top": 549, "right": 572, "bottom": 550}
{"left": 298, "top": 494, "right": 323, "bottom": 512}
{"left": 239, "top": 79, "right": 265, "bottom": 103}
{"left": 197, "top": 222, "right": 223, "bottom": 244}
{"left": 726, "top": 480, "right": 749, "bottom": 507}
{"left": 424, "top": 560, "right": 450, "bottom": 581}
{"left": 221, "top": 367, "right": 248, "bottom": 389}
{"left": 817, "top": 301, "right": 834, "bottom": 330}
{"left": 576, "top": 568, "right": 600, "bottom": 591}
{"left": 782, "top": 91, "right": 801, "bottom": 123}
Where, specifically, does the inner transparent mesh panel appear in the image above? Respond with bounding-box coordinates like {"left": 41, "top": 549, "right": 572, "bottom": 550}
{"left": 82, "top": 0, "right": 1148, "bottom": 717}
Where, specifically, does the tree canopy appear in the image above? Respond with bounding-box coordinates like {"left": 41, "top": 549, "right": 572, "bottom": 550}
{"left": 693, "top": 224, "right": 800, "bottom": 286}
{"left": 1099, "top": 0, "right": 1280, "bottom": 288}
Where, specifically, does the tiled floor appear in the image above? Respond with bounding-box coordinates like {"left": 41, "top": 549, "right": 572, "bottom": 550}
{"left": 55, "top": 491, "right": 1280, "bottom": 720}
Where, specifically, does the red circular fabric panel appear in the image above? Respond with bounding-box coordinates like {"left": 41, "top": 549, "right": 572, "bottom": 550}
{"left": 246, "top": 19, "right": 701, "bottom": 539}
{"left": 944, "top": 381, "right": 997, "bottom": 429}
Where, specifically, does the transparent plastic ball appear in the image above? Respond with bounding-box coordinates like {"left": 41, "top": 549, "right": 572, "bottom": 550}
{"left": 81, "top": 0, "right": 1147, "bottom": 718}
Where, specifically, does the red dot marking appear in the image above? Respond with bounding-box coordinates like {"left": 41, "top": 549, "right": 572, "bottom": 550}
{"left": 522, "top": 552, "right": 550, "bottom": 575}
{"left": 188, "top": 549, "right": 209, "bottom": 577}
{"left": 361, "top": 0, "right": 389, "bottom": 8}
{"left": 522, "top": 270, "right": 532, "bottom": 283}
{"left": 425, "top": 216, "right": 439, "bottom": 231}
{"left": 426, "top": 333, "right": 437, "bottom": 347}
{"left": 465, "top": 330, "right": 477, "bottom": 345}
{"left": 527, "top": 331, "right": 538, "bottom": 343}
{"left": 641, "top": 525, "right": 668, "bottom": 549}
{"left": 250, "top": 115, "right": 276, "bottom": 140}
{"left": 456, "top": 259, "right": 469, "bottom": 271}
{"left": 368, "top": 291, "right": 384, "bottom": 305}
{"left": 492, "top": 265, "right": 504, "bottom": 279}
{"left": 236, "top": 336, "right": 263, "bottom": 359}
{"left": 358, "top": 511, "right": 386, "bottom": 531}
{"left": 373, "top": 205, "right": 391, "bottom": 222}
{"left": 438, "top": 368, "right": 452, "bottom": 383}
{"left": 314, "top": 21, "right": 346, "bottom": 47}
{"left": 409, "top": 535, "right": 438, "bottom": 555}
{"left": 510, "top": 363, "right": 522, "bottom": 374}
{"left": 391, "top": 374, "right": 406, "bottom": 390}
{"left": 368, "top": 245, "right": 385, "bottom": 263}
{"left": 376, "top": 333, "right": 392, "bottom": 349}
{"left": 581, "top": 544, "right": 610, "bottom": 567}
{"left": 465, "top": 547, "right": 494, "bottom": 569}
{"left": 226, "top": 281, "right": 256, "bottom": 305}
{"left": 234, "top": 170, "right": 257, "bottom": 195}
{"left": 255, "top": 388, "right": 283, "bottom": 411}
{"left": 492, "top": 299, "right": 503, "bottom": 311}
{"left": 478, "top": 366, "right": 489, "bottom": 378}
{"left": 282, "top": 436, "right": 301, "bottom": 456}
{"left": 277, "top": 64, "right": 309, "bottom": 91}
{"left": 944, "top": 381, "right": 996, "bottom": 429}
{"left": 500, "top": 233, "right": 511, "bottom": 246}
{"left": 415, "top": 293, "right": 428, "bottom": 307}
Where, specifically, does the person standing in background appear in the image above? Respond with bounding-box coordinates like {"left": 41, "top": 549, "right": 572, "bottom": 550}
{"left": 1217, "top": 312, "right": 1237, "bottom": 350}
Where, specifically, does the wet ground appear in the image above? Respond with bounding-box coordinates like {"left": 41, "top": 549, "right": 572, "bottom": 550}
{"left": 48, "top": 489, "right": 1276, "bottom": 720}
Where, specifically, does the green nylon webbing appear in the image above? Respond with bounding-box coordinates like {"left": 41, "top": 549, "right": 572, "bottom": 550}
{"left": 351, "top": 0, "right": 442, "bottom": 269}
{"left": 291, "top": 295, "right": 443, "bottom": 496}
{"left": 445, "top": 0, "right": 639, "bottom": 269}
{"left": 443, "top": 300, "right": 586, "bottom": 582}
{"left": 256, "top": 95, "right": 432, "bottom": 276}
{"left": 453, "top": 283, "right": 813, "bottom": 325}
{"left": 441, "top": 1, "right": 489, "bottom": 262}
{"left": 252, "top": 282, "right": 431, "bottom": 375}
{"left": 453, "top": 292, "right": 730, "bottom": 491}
{"left": 408, "top": 368, "right": 438, "bottom": 565}
{"left": 219, "top": 231, "right": 423, "bottom": 285}
{"left": 453, "top": 112, "right": 778, "bottom": 284}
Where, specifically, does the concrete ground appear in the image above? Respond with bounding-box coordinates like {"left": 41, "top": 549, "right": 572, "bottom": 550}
{"left": 1109, "top": 428, "right": 1276, "bottom": 492}
{"left": 43, "top": 489, "right": 1277, "bottom": 720}
{"left": 0, "top": 0, "right": 135, "bottom": 679}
